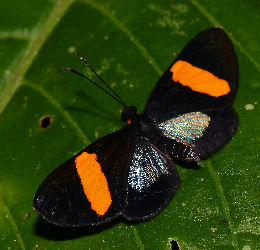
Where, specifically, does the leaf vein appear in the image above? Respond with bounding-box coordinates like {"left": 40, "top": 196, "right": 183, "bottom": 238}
{"left": 0, "top": 195, "right": 26, "bottom": 250}
{"left": 0, "top": 29, "right": 34, "bottom": 40}
{"left": 79, "top": 0, "right": 163, "bottom": 76}
{"left": 205, "top": 160, "right": 239, "bottom": 250}
{"left": 130, "top": 225, "right": 145, "bottom": 250}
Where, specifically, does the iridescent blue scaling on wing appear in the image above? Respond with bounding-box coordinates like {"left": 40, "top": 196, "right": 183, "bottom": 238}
{"left": 128, "top": 139, "right": 170, "bottom": 192}
{"left": 158, "top": 112, "right": 210, "bottom": 147}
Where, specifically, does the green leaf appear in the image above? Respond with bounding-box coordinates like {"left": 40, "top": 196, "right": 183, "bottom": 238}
{"left": 0, "top": 0, "right": 259, "bottom": 249}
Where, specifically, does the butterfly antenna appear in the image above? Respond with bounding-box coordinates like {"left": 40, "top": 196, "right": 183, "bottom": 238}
{"left": 76, "top": 52, "right": 127, "bottom": 108}
{"left": 61, "top": 67, "right": 127, "bottom": 108}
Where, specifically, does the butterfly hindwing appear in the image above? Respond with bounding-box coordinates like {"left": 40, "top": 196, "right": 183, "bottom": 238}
{"left": 193, "top": 108, "right": 238, "bottom": 159}
{"left": 34, "top": 128, "right": 135, "bottom": 226}
{"left": 123, "top": 137, "right": 179, "bottom": 220}
{"left": 156, "top": 109, "right": 237, "bottom": 160}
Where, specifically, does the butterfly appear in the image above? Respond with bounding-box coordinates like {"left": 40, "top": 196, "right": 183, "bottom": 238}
{"left": 34, "top": 27, "right": 238, "bottom": 226}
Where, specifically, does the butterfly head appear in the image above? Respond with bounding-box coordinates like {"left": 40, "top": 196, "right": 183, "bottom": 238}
{"left": 121, "top": 106, "right": 137, "bottom": 124}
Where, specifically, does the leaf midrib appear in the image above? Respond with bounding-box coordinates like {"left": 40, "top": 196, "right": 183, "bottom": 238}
{"left": 0, "top": 0, "right": 75, "bottom": 116}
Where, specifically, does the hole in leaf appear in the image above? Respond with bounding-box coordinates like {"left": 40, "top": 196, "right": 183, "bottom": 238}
{"left": 39, "top": 115, "right": 53, "bottom": 130}
{"left": 171, "top": 240, "right": 180, "bottom": 250}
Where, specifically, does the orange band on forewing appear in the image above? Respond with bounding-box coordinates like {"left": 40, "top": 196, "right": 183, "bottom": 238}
{"left": 170, "top": 60, "right": 230, "bottom": 97}
{"left": 75, "top": 152, "right": 112, "bottom": 215}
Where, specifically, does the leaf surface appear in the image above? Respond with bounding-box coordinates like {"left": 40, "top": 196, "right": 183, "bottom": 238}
{"left": 0, "top": 0, "right": 259, "bottom": 249}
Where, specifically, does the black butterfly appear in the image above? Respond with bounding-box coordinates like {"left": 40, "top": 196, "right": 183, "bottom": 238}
{"left": 34, "top": 27, "right": 238, "bottom": 226}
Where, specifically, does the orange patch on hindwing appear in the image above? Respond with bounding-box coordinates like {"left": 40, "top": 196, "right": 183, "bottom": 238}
{"left": 170, "top": 60, "right": 230, "bottom": 97}
{"left": 75, "top": 152, "right": 112, "bottom": 215}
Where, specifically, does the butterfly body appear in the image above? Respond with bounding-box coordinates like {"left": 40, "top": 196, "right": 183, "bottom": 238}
{"left": 34, "top": 27, "right": 238, "bottom": 226}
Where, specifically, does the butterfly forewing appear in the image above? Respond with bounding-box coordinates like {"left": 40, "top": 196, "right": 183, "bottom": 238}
{"left": 143, "top": 27, "right": 238, "bottom": 124}
{"left": 34, "top": 128, "right": 135, "bottom": 226}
